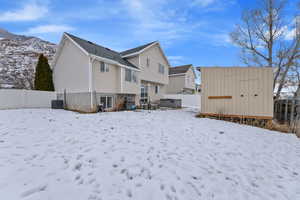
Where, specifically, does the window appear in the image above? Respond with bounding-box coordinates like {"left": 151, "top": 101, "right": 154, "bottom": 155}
{"left": 100, "top": 62, "right": 109, "bottom": 72}
{"left": 132, "top": 71, "right": 137, "bottom": 83}
{"left": 125, "top": 69, "right": 137, "bottom": 83}
{"left": 125, "top": 69, "right": 132, "bottom": 82}
{"left": 100, "top": 96, "right": 113, "bottom": 109}
{"left": 155, "top": 85, "right": 159, "bottom": 94}
{"left": 146, "top": 57, "right": 150, "bottom": 67}
{"left": 141, "top": 84, "right": 148, "bottom": 104}
{"left": 158, "top": 63, "right": 165, "bottom": 74}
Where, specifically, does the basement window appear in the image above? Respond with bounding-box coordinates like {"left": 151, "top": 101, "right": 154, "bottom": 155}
{"left": 100, "top": 96, "right": 113, "bottom": 109}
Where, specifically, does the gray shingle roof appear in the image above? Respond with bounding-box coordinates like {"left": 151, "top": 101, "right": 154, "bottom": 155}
{"left": 169, "top": 64, "right": 192, "bottom": 75}
{"left": 65, "top": 33, "right": 138, "bottom": 69}
{"left": 120, "top": 41, "right": 157, "bottom": 56}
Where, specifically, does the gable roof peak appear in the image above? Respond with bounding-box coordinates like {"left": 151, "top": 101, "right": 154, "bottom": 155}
{"left": 120, "top": 41, "right": 158, "bottom": 57}
{"left": 169, "top": 64, "right": 193, "bottom": 75}
{"left": 63, "top": 32, "right": 138, "bottom": 69}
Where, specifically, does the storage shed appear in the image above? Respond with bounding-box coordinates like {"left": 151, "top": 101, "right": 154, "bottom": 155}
{"left": 200, "top": 67, "right": 273, "bottom": 119}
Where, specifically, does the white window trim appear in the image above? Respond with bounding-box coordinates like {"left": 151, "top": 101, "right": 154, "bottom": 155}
{"left": 158, "top": 63, "right": 165, "bottom": 74}
{"left": 155, "top": 85, "right": 160, "bottom": 94}
{"left": 125, "top": 69, "right": 138, "bottom": 83}
{"left": 100, "top": 96, "right": 113, "bottom": 109}
{"left": 100, "top": 61, "right": 109, "bottom": 72}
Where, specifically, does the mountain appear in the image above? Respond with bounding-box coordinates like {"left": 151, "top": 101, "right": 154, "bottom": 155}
{"left": 0, "top": 29, "right": 57, "bottom": 89}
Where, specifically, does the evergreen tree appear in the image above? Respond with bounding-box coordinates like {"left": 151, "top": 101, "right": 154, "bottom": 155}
{"left": 34, "top": 54, "right": 54, "bottom": 91}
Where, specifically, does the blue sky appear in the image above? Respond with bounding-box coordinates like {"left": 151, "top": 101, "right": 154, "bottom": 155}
{"left": 0, "top": 0, "right": 298, "bottom": 67}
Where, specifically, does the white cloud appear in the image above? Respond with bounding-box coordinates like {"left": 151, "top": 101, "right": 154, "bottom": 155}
{"left": 121, "top": 0, "right": 202, "bottom": 45}
{"left": 280, "top": 25, "right": 297, "bottom": 41}
{"left": 25, "top": 25, "right": 74, "bottom": 34}
{"left": 284, "top": 28, "right": 296, "bottom": 40}
{"left": 168, "top": 56, "right": 185, "bottom": 65}
{"left": 0, "top": 2, "right": 48, "bottom": 22}
{"left": 191, "top": 0, "right": 235, "bottom": 11}
{"left": 192, "top": 0, "right": 216, "bottom": 8}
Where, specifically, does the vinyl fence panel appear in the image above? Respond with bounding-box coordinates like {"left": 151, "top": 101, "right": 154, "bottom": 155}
{"left": 0, "top": 89, "right": 56, "bottom": 109}
{"left": 164, "top": 94, "right": 201, "bottom": 109}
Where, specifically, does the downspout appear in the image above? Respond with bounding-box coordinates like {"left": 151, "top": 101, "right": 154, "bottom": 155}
{"left": 89, "top": 56, "right": 94, "bottom": 110}
{"left": 120, "top": 67, "right": 123, "bottom": 93}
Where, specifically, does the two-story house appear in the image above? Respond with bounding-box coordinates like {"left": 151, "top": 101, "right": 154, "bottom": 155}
{"left": 166, "top": 64, "right": 196, "bottom": 94}
{"left": 53, "top": 33, "right": 170, "bottom": 112}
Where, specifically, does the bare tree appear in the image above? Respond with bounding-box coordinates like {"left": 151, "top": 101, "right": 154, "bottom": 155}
{"left": 230, "top": 0, "right": 300, "bottom": 100}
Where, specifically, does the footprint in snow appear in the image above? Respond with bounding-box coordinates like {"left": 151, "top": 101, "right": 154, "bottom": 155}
{"left": 126, "top": 189, "right": 133, "bottom": 198}
{"left": 20, "top": 184, "right": 47, "bottom": 198}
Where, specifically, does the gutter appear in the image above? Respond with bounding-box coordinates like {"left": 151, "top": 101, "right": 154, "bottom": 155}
{"left": 90, "top": 55, "right": 141, "bottom": 72}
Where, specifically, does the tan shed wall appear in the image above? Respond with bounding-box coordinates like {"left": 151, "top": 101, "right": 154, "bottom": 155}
{"left": 201, "top": 67, "right": 273, "bottom": 118}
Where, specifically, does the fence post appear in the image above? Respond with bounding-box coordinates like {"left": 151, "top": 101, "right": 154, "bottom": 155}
{"left": 63, "top": 89, "right": 67, "bottom": 109}
{"left": 290, "top": 99, "right": 295, "bottom": 125}
{"left": 285, "top": 99, "right": 288, "bottom": 122}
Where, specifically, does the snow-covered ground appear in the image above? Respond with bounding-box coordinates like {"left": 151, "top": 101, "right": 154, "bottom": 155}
{"left": 0, "top": 109, "right": 299, "bottom": 200}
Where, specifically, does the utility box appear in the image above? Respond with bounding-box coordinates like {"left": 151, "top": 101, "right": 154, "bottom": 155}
{"left": 200, "top": 67, "right": 273, "bottom": 119}
{"left": 160, "top": 99, "right": 182, "bottom": 108}
{"left": 51, "top": 100, "right": 64, "bottom": 109}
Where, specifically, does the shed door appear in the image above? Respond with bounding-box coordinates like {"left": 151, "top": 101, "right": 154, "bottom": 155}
{"left": 239, "top": 74, "right": 259, "bottom": 116}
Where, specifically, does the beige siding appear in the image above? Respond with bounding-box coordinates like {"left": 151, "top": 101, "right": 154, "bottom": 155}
{"left": 201, "top": 67, "right": 273, "bottom": 118}
{"left": 149, "top": 83, "right": 166, "bottom": 102}
{"left": 126, "top": 43, "right": 170, "bottom": 103}
{"left": 137, "top": 44, "right": 169, "bottom": 85}
{"left": 121, "top": 67, "right": 140, "bottom": 94}
{"left": 92, "top": 60, "right": 140, "bottom": 95}
{"left": 167, "top": 75, "right": 185, "bottom": 94}
{"left": 54, "top": 39, "right": 89, "bottom": 93}
{"left": 92, "top": 61, "right": 120, "bottom": 93}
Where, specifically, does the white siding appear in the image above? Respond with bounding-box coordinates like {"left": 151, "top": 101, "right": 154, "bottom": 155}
{"left": 0, "top": 89, "right": 56, "bottom": 109}
{"left": 53, "top": 39, "right": 90, "bottom": 93}
{"left": 92, "top": 61, "right": 120, "bottom": 93}
{"left": 164, "top": 94, "right": 201, "bottom": 109}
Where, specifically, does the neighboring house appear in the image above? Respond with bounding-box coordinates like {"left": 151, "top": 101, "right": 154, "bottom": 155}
{"left": 166, "top": 64, "right": 196, "bottom": 94}
{"left": 200, "top": 67, "right": 273, "bottom": 119}
{"left": 195, "top": 84, "right": 201, "bottom": 93}
{"left": 53, "top": 33, "right": 169, "bottom": 112}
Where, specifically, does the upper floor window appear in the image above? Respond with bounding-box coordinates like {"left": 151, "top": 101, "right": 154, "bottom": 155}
{"left": 146, "top": 57, "right": 150, "bottom": 67}
{"left": 158, "top": 63, "right": 165, "bottom": 74}
{"left": 100, "top": 61, "right": 109, "bottom": 72}
{"left": 125, "top": 68, "right": 137, "bottom": 83}
{"left": 125, "top": 68, "right": 131, "bottom": 82}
